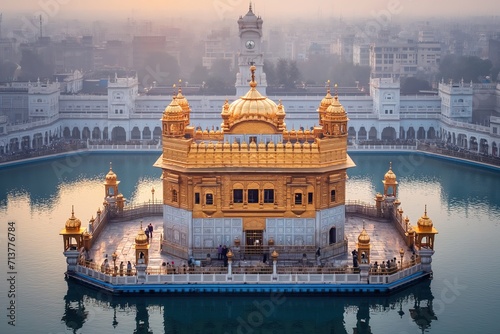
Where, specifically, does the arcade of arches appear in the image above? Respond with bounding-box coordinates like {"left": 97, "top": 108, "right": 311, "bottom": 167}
{"left": 348, "top": 126, "right": 438, "bottom": 141}
{"left": 61, "top": 126, "right": 162, "bottom": 142}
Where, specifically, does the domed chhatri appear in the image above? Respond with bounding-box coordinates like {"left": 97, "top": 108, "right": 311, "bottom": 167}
{"left": 65, "top": 205, "right": 82, "bottom": 230}
{"left": 384, "top": 162, "right": 397, "bottom": 183}
{"left": 358, "top": 227, "right": 370, "bottom": 244}
{"left": 383, "top": 162, "right": 398, "bottom": 198}
{"left": 135, "top": 222, "right": 149, "bottom": 245}
{"left": 104, "top": 162, "right": 119, "bottom": 186}
{"left": 417, "top": 205, "right": 434, "bottom": 229}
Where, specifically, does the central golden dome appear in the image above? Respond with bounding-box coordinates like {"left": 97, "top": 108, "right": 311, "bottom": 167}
{"left": 222, "top": 66, "right": 285, "bottom": 134}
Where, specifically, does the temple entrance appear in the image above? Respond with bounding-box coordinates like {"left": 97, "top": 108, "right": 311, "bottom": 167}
{"left": 245, "top": 230, "right": 263, "bottom": 255}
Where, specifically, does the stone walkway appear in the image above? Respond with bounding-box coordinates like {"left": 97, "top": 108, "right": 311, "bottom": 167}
{"left": 345, "top": 215, "right": 410, "bottom": 265}
{"left": 89, "top": 214, "right": 411, "bottom": 269}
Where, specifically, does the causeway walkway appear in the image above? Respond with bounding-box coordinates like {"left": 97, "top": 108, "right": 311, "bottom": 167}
{"left": 89, "top": 214, "right": 410, "bottom": 270}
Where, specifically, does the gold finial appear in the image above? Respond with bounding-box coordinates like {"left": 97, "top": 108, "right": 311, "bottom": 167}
{"left": 71, "top": 205, "right": 75, "bottom": 217}
{"left": 334, "top": 83, "right": 338, "bottom": 96}
{"left": 424, "top": 204, "right": 427, "bottom": 216}
{"left": 326, "top": 80, "right": 331, "bottom": 94}
{"left": 140, "top": 220, "right": 143, "bottom": 230}
{"left": 250, "top": 65, "right": 256, "bottom": 86}
{"left": 109, "top": 162, "right": 112, "bottom": 171}
{"left": 362, "top": 220, "right": 365, "bottom": 229}
{"left": 389, "top": 161, "right": 392, "bottom": 170}
{"left": 249, "top": 2, "right": 252, "bottom": 12}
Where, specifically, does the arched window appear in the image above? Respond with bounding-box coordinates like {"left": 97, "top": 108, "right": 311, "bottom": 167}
{"left": 172, "top": 189, "right": 178, "bottom": 202}
{"left": 294, "top": 192, "right": 302, "bottom": 205}
{"left": 205, "top": 193, "right": 213, "bottom": 205}
{"left": 330, "top": 189, "right": 336, "bottom": 202}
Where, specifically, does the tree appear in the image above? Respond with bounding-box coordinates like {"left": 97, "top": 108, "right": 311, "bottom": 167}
{"left": 438, "top": 55, "right": 492, "bottom": 83}
{"left": 189, "top": 64, "right": 209, "bottom": 85}
{"left": 263, "top": 60, "right": 276, "bottom": 86}
{"left": 139, "top": 52, "right": 180, "bottom": 88}
{"left": 0, "top": 61, "right": 19, "bottom": 82}
{"left": 401, "top": 77, "right": 431, "bottom": 95}
{"left": 19, "top": 49, "right": 53, "bottom": 81}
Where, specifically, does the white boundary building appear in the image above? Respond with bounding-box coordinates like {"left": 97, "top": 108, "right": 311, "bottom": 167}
{"left": 1, "top": 6, "right": 500, "bottom": 156}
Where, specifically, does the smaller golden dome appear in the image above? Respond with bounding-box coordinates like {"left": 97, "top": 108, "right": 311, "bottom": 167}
{"left": 384, "top": 162, "right": 397, "bottom": 183}
{"left": 417, "top": 206, "right": 433, "bottom": 229}
{"left": 325, "top": 95, "right": 346, "bottom": 115}
{"left": 65, "top": 206, "right": 82, "bottom": 230}
{"left": 319, "top": 81, "right": 334, "bottom": 112}
{"left": 135, "top": 222, "right": 149, "bottom": 245}
{"left": 358, "top": 228, "right": 370, "bottom": 244}
{"left": 162, "top": 97, "right": 183, "bottom": 119}
{"left": 175, "top": 87, "right": 189, "bottom": 112}
{"left": 105, "top": 163, "right": 117, "bottom": 184}
{"left": 271, "top": 250, "right": 279, "bottom": 259}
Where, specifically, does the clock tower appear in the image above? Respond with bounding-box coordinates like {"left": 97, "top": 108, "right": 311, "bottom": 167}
{"left": 236, "top": 3, "right": 267, "bottom": 96}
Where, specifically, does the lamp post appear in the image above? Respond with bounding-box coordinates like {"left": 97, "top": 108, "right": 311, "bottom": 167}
{"left": 112, "top": 251, "right": 118, "bottom": 276}
{"left": 399, "top": 248, "right": 405, "bottom": 270}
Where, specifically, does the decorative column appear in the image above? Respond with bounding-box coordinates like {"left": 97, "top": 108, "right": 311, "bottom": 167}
{"left": 418, "top": 248, "right": 435, "bottom": 273}
{"left": 272, "top": 250, "right": 279, "bottom": 280}
{"left": 227, "top": 249, "right": 233, "bottom": 280}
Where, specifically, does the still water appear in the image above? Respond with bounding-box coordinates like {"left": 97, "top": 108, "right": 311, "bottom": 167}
{"left": 0, "top": 151, "right": 499, "bottom": 334}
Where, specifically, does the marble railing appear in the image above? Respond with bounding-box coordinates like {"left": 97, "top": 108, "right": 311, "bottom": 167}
{"left": 75, "top": 262, "right": 423, "bottom": 286}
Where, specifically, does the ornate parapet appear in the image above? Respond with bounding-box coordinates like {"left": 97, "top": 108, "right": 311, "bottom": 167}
{"left": 161, "top": 138, "right": 349, "bottom": 170}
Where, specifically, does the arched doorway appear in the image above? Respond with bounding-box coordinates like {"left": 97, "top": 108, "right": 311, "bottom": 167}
{"left": 469, "top": 136, "right": 478, "bottom": 151}
{"left": 492, "top": 142, "right": 498, "bottom": 157}
{"left": 92, "top": 127, "right": 101, "bottom": 140}
{"left": 427, "top": 127, "right": 436, "bottom": 139}
{"left": 111, "top": 127, "right": 126, "bottom": 142}
{"left": 368, "top": 127, "right": 377, "bottom": 140}
{"left": 153, "top": 127, "right": 162, "bottom": 141}
{"left": 417, "top": 127, "right": 426, "bottom": 140}
{"left": 407, "top": 127, "right": 415, "bottom": 140}
{"left": 329, "top": 227, "right": 337, "bottom": 244}
{"left": 381, "top": 127, "right": 396, "bottom": 140}
{"left": 72, "top": 127, "right": 80, "bottom": 139}
{"left": 131, "top": 126, "right": 141, "bottom": 140}
{"left": 82, "top": 127, "right": 90, "bottom": 140}
{"left": 63, "top": 127, "right": 71, "bottom": 139}
{"left": 457, "top": 134, "right": 467, "bottom": 149}
{"left": 143, "top": 127, "right": 152, "bottom": 140}
{"left": 358, "top": 127, "right": 367, "bottom": 140}
{"left": 479, "top": 138, "right": 488, "bottom": 154}
{"left": 103, "top": 127, "right": 109, "bottom": 140}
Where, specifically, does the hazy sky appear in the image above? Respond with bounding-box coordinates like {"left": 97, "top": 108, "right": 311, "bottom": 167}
{"left": 3, "top": 0, "right": 500, "bottom": 21}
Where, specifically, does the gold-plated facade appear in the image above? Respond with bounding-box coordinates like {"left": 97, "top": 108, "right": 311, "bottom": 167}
{"left": 155, "top": 67, "right": 355, "bottom": 259}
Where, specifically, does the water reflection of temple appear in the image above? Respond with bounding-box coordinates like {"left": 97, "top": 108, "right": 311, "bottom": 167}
{"left": 62, "top": 278, "right": 436, "bottom": 333}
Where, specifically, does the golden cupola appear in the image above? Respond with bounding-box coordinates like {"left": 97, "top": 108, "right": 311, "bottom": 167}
{"left": 65, "top": 206, "right": 82, "bottom": 230}
{"left": 174, "top": 84, "right": 191, "bottom": 127}
{"left": 60, "top": 206, "right": 85, "bottom": 251}
{"left": 162, "top": 96, "right": 185, "bottom": 137}
{"left": 358, "top": 226, "right": 370, "bottom": 245}
{"left": 135, "top": 224, "right": 149, "bottom": 245}
{"left": 357, "top": 222, "right": 371, "bottom": 263}
{"left": 413, "top": 206, "right": 438, "bottom": 250}
{"left": 317, "top": 81, "right": 334, "bottom": 126}
{"left": 383, "top": 162, "right": 398, "bottom": 197}
{"left": 222, "top": 65, "right": 285, "bottom": 134}
{"left": 104, "top": 164, "right": 118, "bottom": 186}
{"left": 321, "top": 86, "right": 348, "bottom": 137}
